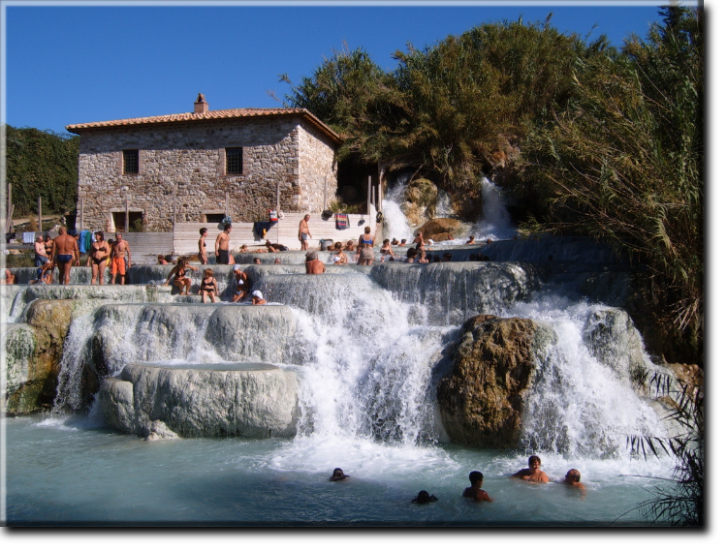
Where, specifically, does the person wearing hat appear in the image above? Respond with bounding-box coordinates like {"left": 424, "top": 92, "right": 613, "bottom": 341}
{"left": 251, "top": 290, "right": 266, "bottom": 305}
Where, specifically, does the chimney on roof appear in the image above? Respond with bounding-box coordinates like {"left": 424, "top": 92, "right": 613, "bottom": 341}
{"left": 194, "top": 93, "right": 209, "bottom": 114}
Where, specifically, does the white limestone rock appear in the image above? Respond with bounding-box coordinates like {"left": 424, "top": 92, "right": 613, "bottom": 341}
{"left": 99, "top": 362, "right": 299, "bottom": 438}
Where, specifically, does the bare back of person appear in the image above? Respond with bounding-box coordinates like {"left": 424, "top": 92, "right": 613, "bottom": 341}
{"left": 54, "top": 229, "right": 79, "bottom": 284}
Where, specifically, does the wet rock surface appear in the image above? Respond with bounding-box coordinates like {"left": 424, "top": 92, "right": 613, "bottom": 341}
{"left": 99, "top": 362, "right": 299, "bottom": 438}
{"left": 437, "top": 315, "right": 540, "bottom": 448}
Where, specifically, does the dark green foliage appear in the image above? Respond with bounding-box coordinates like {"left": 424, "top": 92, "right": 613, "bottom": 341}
{"left": 519, "top": 6, "right": 703, "bottom": 363}
{"left": 627, "top": 371, "right": 703, "bottom": 526}
{"left": 5, "top": 125, "right": 79, "bottom": 216}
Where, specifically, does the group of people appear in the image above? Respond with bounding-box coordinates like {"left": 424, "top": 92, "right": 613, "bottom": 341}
{"left": 328, "top": 456, "right": 586, "bottom": 507}
{"left": 163, "top": 258, "right": 268, "bottom": 305}
{"left": 197, "top": 225, "right": 235, "bottom": 265}
{"left": 22, "top": 228, "right": 132, "bottom": 286}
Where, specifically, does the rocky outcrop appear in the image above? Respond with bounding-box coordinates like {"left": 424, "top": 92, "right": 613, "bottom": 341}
{"left": 416, "top": 218, "right": 464, "bottom": 241}
{"left": 99, "top": 362, "right": 300, "bottom": 439}
{"left": 3, "top": 300, "right": 75, "bottom": 414}
{"left": 582, "top": 307, "right": 650, "bottom": 389}
{"left": 437, "top": 315, "right": 541, "bottom": 448}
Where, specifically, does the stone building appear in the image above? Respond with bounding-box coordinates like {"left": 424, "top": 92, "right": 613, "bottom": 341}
{"left": 66, "top": 94, "right": 341, "bottom": 232}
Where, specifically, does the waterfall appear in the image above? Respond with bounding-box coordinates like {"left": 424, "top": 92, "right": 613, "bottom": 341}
{"left": 507, "top": 298, "right": 665, "bottom": 458}
{"left": 259, "top": 272, "right": 452, "bottom": 444}
{"left": 476, "top": 176, "right": 516, "bottom": 241}
{"left": 50, "top": 261, "right": 667, "bottom": 463}
{"left": 381, "top": 172, "right": 414, "bottom": 241}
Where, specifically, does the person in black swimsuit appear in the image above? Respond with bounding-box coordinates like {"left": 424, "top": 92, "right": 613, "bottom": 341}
{"left": 199, "top": 268, "right": 219, "bottom": 303}
{"left": 87, "top": 231, "right": 110, "bottom": 285}
{"left": 165, "top": 256, "right": 198, "bottom": 296}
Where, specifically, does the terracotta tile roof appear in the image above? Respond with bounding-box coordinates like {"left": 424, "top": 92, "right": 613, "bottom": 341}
{"left": 66, "top": 107, "right": 341, "bottom": 144}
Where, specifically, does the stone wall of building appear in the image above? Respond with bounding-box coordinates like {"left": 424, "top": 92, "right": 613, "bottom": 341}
{"left": 75, "top": 117, "right": 337, "bottom": 231}
{"left": 298, "top": 124, "right": 338, "bottom": 213}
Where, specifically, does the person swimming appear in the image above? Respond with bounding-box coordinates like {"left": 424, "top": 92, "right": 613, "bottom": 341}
{"left": 511, "top": 455, "right": 549, "bottom": 483}
{"left": 462, "top": 471, "right": 493, "bottom": 502}
{"left": 329, "top": 468, "right": 349, "bottom": 481}
{"left": 564, "top": 469, "right": 585, "bottom": 490}
{"left": 411, "top": 490, "right": 438, "bottom": 504}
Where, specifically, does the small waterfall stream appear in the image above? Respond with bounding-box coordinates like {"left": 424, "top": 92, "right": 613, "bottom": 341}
{"left": 381, "top": 172, "right": 414, "bottom": 242}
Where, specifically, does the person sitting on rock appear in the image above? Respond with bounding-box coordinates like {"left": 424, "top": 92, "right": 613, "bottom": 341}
{"left": 511, "top": 455, "right": 549, "bottom": 483}
{"left": 332, "top": 242, "right": 349, "bottom": 265}
{"left": 412, "top": 490, "right": 438, "bottom": 504}
{"left": 251, "top": 290, "right": 266, "bottom": 305}
{"left": 166, "top": 256, "right": 198, "bottom": 296}
{"left": 199, "top": 268, "right": 220, "bottom": 303}
{"left": 2, "top": 268, "right": 16, "bottom": 285}
{"left": 379, "top": 239, "right": 397, "bottom": 262}
{"left": 231, "top": 265, "right": 249, "bottom": 303}
{"left": 462, "top": 471, "right": 493, "bottom": 502}
{"left": 329, "top": 468, "right": 349, "bottom": 482}
{"left": 305, "top": 251, "right": 326, "bottom": 274}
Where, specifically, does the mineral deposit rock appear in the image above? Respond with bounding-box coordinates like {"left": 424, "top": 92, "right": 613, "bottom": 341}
{"left": 3, "top": 300, "right": 74, "bottom": 414}
{"left": 416, "top": 218, "right": 463, "bottom": 240}
{"left": 437, "top": 315, "right": 540, "bottom": 448}
{"left": 99, "top": 362, "right": 300, "bottom": 439}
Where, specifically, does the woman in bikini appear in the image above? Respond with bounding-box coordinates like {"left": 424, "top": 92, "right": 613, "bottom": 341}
{"left": 357, "top": 226, "right": 375, "bottom": 266}
{"left": 379, "top": 239, "right": 397, "bottom": 262}
{"left": 332, "top": 242, "right": 349, "bottom": 265}
{"left": 166, "top": 256, "right": 198, "bottom": 296}
{"left": 88, "top": 231, "right": 110, "bottom": 285}
{"left": 198, "top": 228, "right": 208, "bottom": 264}
{"left": 199, "top": 268, "right": 219, "bottom": 303}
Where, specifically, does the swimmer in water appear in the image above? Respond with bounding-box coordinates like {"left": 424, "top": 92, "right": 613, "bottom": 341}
{"left": 412, "top": 490, "right": 438, "bottom": 504}
{"left": 462, "top": 471, "right": 493, "bottom": 502}
{"left": 511, "top": 455, "right": 549, "bottom": 483}
{"left": 330, "top": 468, "right": 349, "bottom": 481}
{"left": 564, "top": 469, "right": 586, "bottom": 490}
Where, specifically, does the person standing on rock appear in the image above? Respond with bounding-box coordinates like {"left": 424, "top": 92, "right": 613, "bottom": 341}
{"left": 110, "top": 232, "right": 131, "bottom": 285}
{"left": 299, "top": 214, "right": 312, "bottom": 251}
{"left": 511, "top": 455, "right": 549, "bottom": 483}
{"left": 34, "top": 235, "right": 48, "bottom": 267}
{"left": 215, "top": 224, "right": 232, "bottom": 265}
{"left": 198, "top": 227, "right": 209, "bottom": 264}
{"left": 357, "top": 226, "right": 375, "bottom": 266}
{"left": 53, "top": 226, "right": 80, "bottom": 285}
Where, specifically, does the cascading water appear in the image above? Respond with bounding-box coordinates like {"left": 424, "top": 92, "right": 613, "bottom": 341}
{"left": 381, "top": 172, "right": 414, "bottom": 242}
{"left": 506, "top": 297, "right": 666, "bottom": 458}
{"left": 476, "top": 176, "right": 517, "bottom": 241}
{"left": 8, "top": 257, "right": 679, "bottom": 525}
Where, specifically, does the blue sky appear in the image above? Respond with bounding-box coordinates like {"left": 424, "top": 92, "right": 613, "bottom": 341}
{"left": 1, "top": 0, "right": 687, "bottom": 135}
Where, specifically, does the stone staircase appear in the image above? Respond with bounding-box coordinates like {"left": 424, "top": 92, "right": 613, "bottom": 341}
{"left": 173, "top": 212, "right": 376, "bottom": 258}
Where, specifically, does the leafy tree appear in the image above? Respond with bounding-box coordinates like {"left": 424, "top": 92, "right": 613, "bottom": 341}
{"left": 519, "top": 6, "right": 703, "bottom": 363}
{"left": 5, "top": 125, "right": 79, "bottom": 216}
